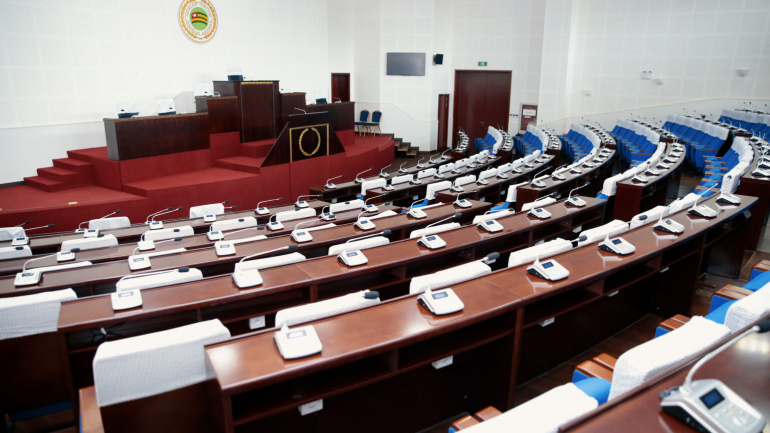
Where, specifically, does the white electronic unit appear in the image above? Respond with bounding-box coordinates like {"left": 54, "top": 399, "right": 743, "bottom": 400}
{"left": 320, "top": 211, "right": 336, "bottom": 221}
{"left": 111, "top": 289, "right": 143, "bottom": 311}
{"left": 355, "top": 217, "right": 376, "bottom": 231}
{"left": 256, "top": 206, "right": 270, "bottom": 215}
{"left": 215, "top": 241, "right": 236, "bottom": 256}
{"left": 716, "top": 193, "right": 741, "bottom": 205}
{"left": 570, "top": 167, "right": 583, "bottom": 174}
{"left": 657, "top": 162, "right": 671, "bottom": 170}
{"left": 383, "top": 184, "right": 395, "bottom": 191}
{"left": 291, "top": 230, "right": 313, "bottom": 243}
{"left": 83, "top": 229, "right": 99, "bottom": 238}
{"left": 232, "top": 268, "right": 263, "bottom": 288}
{"left": 364, "top": 203, "right": 378, "bottom": 213}
{"left": 528, "top": 207, "right": 552, "bottom": 219}
{"left": 527, "top": 258, "right": 569, "bottom": 281}
{"left": 450, "top": 185, "right": 464, "bottom": 193}
{"left": 552, "top": 172, "right": 567, "bottom": 181}
{"left": 598, "top": 236, "right": 636, "bottom": 256}
{"left": 207, "top": 230, "right": 224, "bottom": 241}
{"left": 477, "top": 219, "right": 503, "bottom": 233}
{"left": 751, "top": 168, "right": 770, "bottom": 177}
{"left": 566, "top": 196, "right": 587, "bottom": 207}
{"left": 149, "top": 221, "right": 164, "bottom": 230}
{"left": 418, "top": 234, "right": 446, "bottom": 250}
{"left": 632, "top": 174, "right": 649, "bottom": 184}
{"left": 646, "top": 168, "right": 661, "bottom": 176}
{"left": 653, "top": 218, "right": 685, "bottom": 234}
{"left": 410, "top": 178, "right": 422, "bottom": 185}
{"left": 203, "top": 214, "right": 217, "bottom": 223}
{"left": 267, "top": 220, "right": 284, "bottom": 231}
{"left": 476, "top": 178, "right": 489, "bottom": 185}
{"left": 531, "top": 179, "right": 546, "bottom": 188}
{"left": 418, "top": 288, "right": 464, "bottom": 316}
{"left": 296, "top": 200, "right": 309, "bottom": 208}
{"left": 14, "top": 269, "right": 42, "bottom": 286}
{"left": 128, "top": 254, "right": 151, "bottom": 271}
{"left": 689, "top": 204, "right": 718, "bottom": 219}
{"left": 454, "top": 199, "right": 472, "bottom": 208}
{"left": 407, "top": 208, "right": 427, "bottom": 219}
{"left": 57, "top": 250, "right": 76, "bottom": 262}
{"left": 11, "top": 236, "right": 29, "bottom": 246}
{"left": 274, "top": 325, "right": 323, "bottom": 360}
{"left": 338, "top": 249, "right": 368, "bottom": 267}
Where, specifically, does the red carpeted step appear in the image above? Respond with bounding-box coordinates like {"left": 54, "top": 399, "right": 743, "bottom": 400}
{"left": 67, "top": 147, "right": 109, "bottom": 162}
{"left": 239, "top": 139, "right": 274, "bottom": 158}
{"left": 53, "top": 158, "right": 94, "bottom": 181}
{"left": 24, "top": 175, "right": 67, "bottom": 192}
{"left": 215, "top": 156, "right": 264, "bottom": 174}
{"left": 37, "top": 166, "right": 93, "bottom": 189}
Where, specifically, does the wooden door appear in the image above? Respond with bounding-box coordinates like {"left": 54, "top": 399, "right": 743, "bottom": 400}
{"left": 437, "top": 94, "right": 449, "bottom": 151}
{"left": 452, "top": 70, "right": 511, "bottom": 154}
{"left": 331, "top": 73, "right": 350, "bottom": 102}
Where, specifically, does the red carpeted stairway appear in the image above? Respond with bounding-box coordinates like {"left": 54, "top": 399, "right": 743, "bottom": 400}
{"left": 214, "top": 139, "right": 274, "bottom": 174}
{"left": 23, "top": 155, "right": 94, "bottom": 192}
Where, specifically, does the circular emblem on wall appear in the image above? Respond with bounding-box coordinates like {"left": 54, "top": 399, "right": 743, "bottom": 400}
{"left": 179, "top": 0, "right": 218, "bottom": 43}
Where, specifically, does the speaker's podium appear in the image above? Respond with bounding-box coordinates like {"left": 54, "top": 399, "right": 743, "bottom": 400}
{"left": 258, "top": 111, "right": 348, "bottom": 200}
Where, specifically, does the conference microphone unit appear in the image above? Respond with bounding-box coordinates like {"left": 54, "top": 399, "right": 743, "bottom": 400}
{"left": 295, "top": 195, "right": 320, "bottom": 209}
{"left": 325, "top": 174, "right": 344, "bottom": 189}
{"left": 149, "top": 206, "right": 184, "bottom": 230}
{"left": 11, "top": 224, "right": 54, "bottom": 246}
{"left": 565, "top": 182, "right": 591, "bottom": 208}
{"left": 255, "top": 197, "right": 284, "bottom": 215}
{"left": 338, "top": 230, "right": 392, "bottom": 267}
{"left": 418, "top": 213, "right": 461, "bottom": 250}
{"left": 355, "top": 167, "right": 374, "bottom": 184}
{"left": 232, "top": 244, "right": 300, "bottom": 288}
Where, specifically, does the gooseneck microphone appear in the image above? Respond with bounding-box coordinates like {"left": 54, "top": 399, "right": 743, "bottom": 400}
{"left": 151, "top": 206, "right": 184, "bottom": 222}
{"left": 355, "top": 167, "right": 374, "bottom": 183}
{"left": 255, "top": 197, "right": 284, "bottom": 215}
{"left": 145, "top": 207, "right": 173, "bottom": 224}
{"left": 568, "top": 181, "right": 591, "bottom": 199}
{"left": 325, "top": 174, "right": 344, "bottom": 189}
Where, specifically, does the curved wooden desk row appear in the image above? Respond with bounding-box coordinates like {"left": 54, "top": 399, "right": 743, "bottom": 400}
{"left": 190, "top": 194, "right": 755, "bottom": 433}
{"left": 53, "top": 197, "right": 604, "bottom": 386}
{"left": 433, "top": 154, "right": 556, "bottom": 205}
{"left": 735, "top": 141, "right": 770, "bottom": 250}
{"left": 309, "top": 155, "right": 453, "bottom": 201}
{"left": 0, "top": 205, "right": 402, "bottom": 276}
{"left": 613, "top": 142, "right": 686, "bottom": 222}
{"left": 0, "top": 202, "right": 492, "bottom": 298}
{"left": 0, "top": 201, "right": 330, "bottom": 254}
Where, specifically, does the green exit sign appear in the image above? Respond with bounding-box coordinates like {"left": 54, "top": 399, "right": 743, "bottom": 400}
{"left": 478, "top": 61, "right": 488, "bottom": 66}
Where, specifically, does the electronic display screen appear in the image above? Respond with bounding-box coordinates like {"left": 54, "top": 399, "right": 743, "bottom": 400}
{"left": 221, "top": 244, "right": 230, "bottom": 248}
{"left": 347, "top": 252, "right": 358, "bottom": 257}
{"left": 87, "top": 230, "right": 96, "bottom": 233}
{"left": 296, "top": 232, "right": 305, "bottom": 236}
{"left": 287, "top": 330, "right": 307, "bottom": 340}
{"left": 134, "top": 257, "right": 145, "bottom": 262}
{"left": 612, "top": 239, "right": 622, "bottom": 245}
{"left": 206, "top": 215, "right": 214, "bottom": 218}
{"left": 543, "top": 262, "right": 554, "bottom": 269}
{"left": 15, "top": 238, "right": 24, "bottom": 241}
{"left": 119, "top": 292, "right": 134, "bottom": 298}
{"left": 427, "top": 236, "right": 436, "bottom": 241}
{"left": 22, "top": 272, "right": 34, "bottom": 277}
{"left": 386, "top": 52, "right": 426, "bottom": 76}
{"left": 486, "top": 220, "right": 495, "bottom": 225}
{"left": 432, "top": 291, "right": 449, "bottom": 300}
{"left": 700, "top": 389, "right": 725, "bottom": 409}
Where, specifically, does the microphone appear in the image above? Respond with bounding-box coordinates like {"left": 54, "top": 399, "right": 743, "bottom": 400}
{"left": 417, "top": 213, "right": 462, "bottom": 249}
{"left": 481, "top": 252, "right": 500, "bottom": 265}
{"left": 439, "top": 149, "right": 451, "bottom": 160}
{"left": 128, "top": 238, "right": 183, "bottom": 270}
{"left": 530, "top": 165, "right": 553, "bottom": 187}
{"left": 232, "top": 245, "right": 302, "bottom": 287}
{"left": 688, "top": 183, "right": 720, "bottom": 218}
{"left": 294, "top": 108, "right": 307, "bottom": 114}
{"left": 399, "top": 162, "right": 409, "bottom": 173}
{"left": 550, "top": 163, "right": 569, "bottom": 180}
{"left": 333, "top": 97, "right": 342, "bottom": 103}
{"left": 15, "top": 252, "right": 60, "bottom": 286}
{"left": 291, "top": 220, "right": 318, "bottom": 243}
{"left": 566, "top": 182, "right": 591, "bottom": 207}
{"left": 354, "top": 208, "right": 378, "bottom": 230}
{"left": 416, "top": 156, "right": 428, "bottom": 169}
{"left": 14, "top": 221, "right": 31, "bottom": 227}
{"left": 355, "top": 167, "right": 374, "bottom": 183}
{"left": 99, "top": 209, "right": 122, "bottom": 219}
{"left": 149, "top": 206, "right": 183, "bottom": 229}
{"left": 267, "top": 214, "right": 284, "bottom": 231}
{"left": 363, "top": 193, "right": 386, "bottom": 212}
{"left": 454, "top": 189, "right": 478, "bottom": 208}
{"left": 131, "top": 237, "right": 183, "bottom": 256}
{"left": 568, "top": 181, "right": 591, "bottom": 199}
{"left": 295, "top": 195, "right": 320, "bottom": 208}
{"left": 325, "top": 174, "right": 344, "bottom": 189}
{"left": 379, "top": 164, "right": 392, "bottom": 178}
{"left": 23, "top": 224, "right": 55, "bottom": 232}
{"left": 407, "top": 198, "right": 428, "bottom": 219}
{"left": 319, "top": 205, "right": 336, "bottom": 221}
{"left": 220, "top": 200, "right": 237, "bottom": 211}
{"left": 116, "top": 267, "right": 192, "bottom": 290}
{"left": 255, "top": 197, "right": 283, "bottom": 215}
{"left": 428, "top": 151, "right": 443, "bottom": 163}
{"left": 144, "top": 207, "right": 172, "bottom": 224}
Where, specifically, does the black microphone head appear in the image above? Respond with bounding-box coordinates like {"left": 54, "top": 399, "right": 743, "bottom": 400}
{"left": 166, "top": 207, "right": 173, "bottom": 211}
{"left": 364, "top": 291, "right": 380, "bottom": 300}
{"left": 71, "top": 248, "right": 81, "bottom": 253}
{"left": 288, "top": 244, "right": 299, "bottom": 250}
{"left": 584, "top": 181, "right": 590, "bottom": 186}
{"left": 173, "top": 237, "right": 183, "bottom": 241}
{"left": 115, "top": 209, "right": 121, "bottom": 214}
{"left": 579, "top": 235, "right": 588, "bottom": 242}
{"left": 231, "top": 206, "right": 237, "bottom": 210}
{"left": 454, "top": 212, "right": 462, "bottom": 218}
{"left": 383, "top": 229, "right": 392, "bottom": 236}
{"left": 756, "top": 320, "right": 770, "bottom": 333}
{"left": 179, "top": 267, "right": 190, "bottom": 272}
{"left": 47, "top": 224, "right": 55, "bottom": 227}
{"left": 258, "top": 226, "right": 265, "bottom": 230}
{"left": 486, "top": 252, "right": 500, "bottom": 261}
{"left": 279, "top": 197, "right": 284, "bottom": 200}
{"left": 177, "top": 206, "right": 184, "bottom": 210}
{"left": 223, "top": 200, "right": 230, "bottom": 204}
{"left": 24, "top": 220, "right": 31, "bottom": 225}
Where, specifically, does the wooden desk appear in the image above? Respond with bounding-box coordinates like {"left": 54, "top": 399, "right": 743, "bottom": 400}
{"left": 0, "top": 201, "right": 330, "bottom": 254}
{"left": 103, "top": 113, "right": 209, "bottom": 161}
{"left": 305, "top": 101, "right": 355, "bottom": 132}
{"left": 213, "top": 80, "right": 281, "bottom": 142}
{"left": 195, "top": 96, "right": 240, "bottom": 134}
{"left": 614, "top": 144, "right": 685, "bottom": 222}
{"left": 0, "top": 204, "right": 398, "bottom": 277}
{"left": 514, "top": 151, "right": 615, "bottom": 212}
{"left": 737, "top": 142, "right": 770, "bottom": 251}
{"left": 565, "top": 326, "right": 770, "bottom": 432}
{"left": 0, "top": 202, "right": 491, "bottom": 298}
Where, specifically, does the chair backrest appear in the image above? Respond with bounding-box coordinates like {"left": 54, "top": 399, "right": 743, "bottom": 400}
{"left": 330, "top": 199, "right": 365, "bottom": 213}
{"left": 358, "top": 110, "right": 369, "bottom": 122}
{"left": 275, "top": 291, "right": 380, "bottom": 328}
{"left": 92, "top": 320, "right": 231, "bottom": 433}
{"left": 608, "top": 316, "right": 730, "bottom": 401}
{"left": 628, "top": 206, "right": 667, "bottom": 229}
{"left": 0, "top": 227, "right": 25, "bottom": 242}
{"left": 89, "top": 217, "right": 131, "bottom": 231}
{"left": 454, "top": 174, "right": 476, "bottom": 187}
{"left": 275, "top": 208, "right": 316, "bottom": 223}
{"left": 116, "top": 268, "right": 203, "bottom": 292}
{"left": 235, "top": 252, "right": 307, "bottom": 274}
{"left": 409, "top": 261, "right": 491, "bottom": 294}
{"left": 461, "top": 383, "right": 598, "bottom": 433}
{"left": 211, "top": 216, "right": 257, "bottom": 232}
{"left": 328, "top": 236, "right": 389, "bottom": 256}
{"left": 61, "top": 234, "right": 119, "bottom": 252}
{"left": 438, "top": 163, "right": 455, "bottom": 174}
{"left": 425, "top": 180, "right": 452, "bottom": 200}
{"left": 724, "top": 283, "right": 770, "bottom": 333}
{"left": 417, "top": 168, "right": 437, "bottom": 179}
{"left": 189, "top": 203, "right": 225, "bottom": 219}
{"left": 370, "top": 110, "right": 382, "bottom": 123}
{"left": 479, "top": 168, "right": 496, "bottom": 181}
{"left": 472, "top": 209, "right": 515, "bottom": 224}
{"left": 391, "top": 174, "right": 413, "bottom": 185}
{"left": 520, "top": 197, "right": 557, "bottom": 212}
{"left": 409, "top": 222, "right": 461, "bottom": 239}
{"left": 141, "top": 226, "right": 195, "bottom": 242}
{"left": 361, "top": 179, "right": 387, "bottom": 196}
{"left": 576, "top": 220, "right": 629, "bottom": 247}
{"left": 507, "top": 238, "right": 573, "bottom": 267}
{"left": 0, "top": 288, "right": 77, "bottom": 340}
{"left": 0, "top": 245, "right": 32, "bottom": 260}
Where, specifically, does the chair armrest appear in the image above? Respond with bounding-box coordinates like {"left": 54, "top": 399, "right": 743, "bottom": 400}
{"left": 80, "top": 386, "right": 104, "bottom": 433}
{"left": 753, "top": 260, "right": 770, "bottom": 274}
{"left": 575, "top": 359, "right": 613, "bottom": 382}
{"left": 715, "top": 284, "right": 754, "bottom": 301}
{"left": 659, "top": 314, "right": 691, "bottom": 332}
{"left": 451, "top": 415, "right": 481, "bottom": 431}
{"left": 474, "top": 406, "right": 503, "bottom": 422}
{"left": 592, "top": 353, "right": 617, "bottom": 371}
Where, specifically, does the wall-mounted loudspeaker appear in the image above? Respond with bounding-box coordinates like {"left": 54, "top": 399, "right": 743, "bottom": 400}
{"left": 434, "top": 54, "right": 444, "bottom": 65}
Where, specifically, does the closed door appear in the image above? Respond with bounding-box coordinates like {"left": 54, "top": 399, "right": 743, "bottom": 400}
{"left": 437, "top": 94, "right": 449, "bottom": 151}
{"left": 452, "top": 70, "right": 511, "bottom": 153}
{"left": 331, "top": 73, "right": 350, "bottom": 102}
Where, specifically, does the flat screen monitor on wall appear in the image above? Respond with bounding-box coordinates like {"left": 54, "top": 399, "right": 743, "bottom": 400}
{"left": 387, "top": 53, "right": 426, "bottom": 76}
